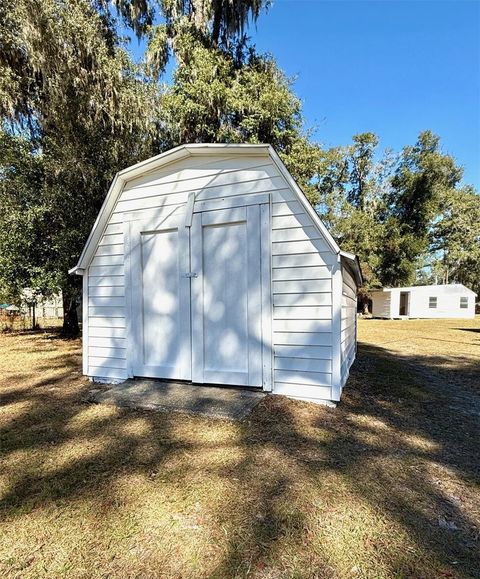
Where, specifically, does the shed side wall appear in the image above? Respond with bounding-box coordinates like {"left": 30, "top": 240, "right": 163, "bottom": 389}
{"left": 340, "top": 265, "right": 357, "bottom": 386}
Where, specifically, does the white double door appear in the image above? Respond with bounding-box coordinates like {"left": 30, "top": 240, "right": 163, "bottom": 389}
{"left": 129, "top": 205, "right": 265, "bottom": 387}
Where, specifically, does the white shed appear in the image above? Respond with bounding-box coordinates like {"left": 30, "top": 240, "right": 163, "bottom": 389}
{"left": 70, "top": 144, "right": 362, "bottom": 405}
{"left": 371, "top": 284, "right": 476, "bottom": 320}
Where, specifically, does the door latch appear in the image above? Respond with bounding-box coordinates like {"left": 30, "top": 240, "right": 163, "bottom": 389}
{"left": 182, "top": 272, "right": 198, "bottom": 278}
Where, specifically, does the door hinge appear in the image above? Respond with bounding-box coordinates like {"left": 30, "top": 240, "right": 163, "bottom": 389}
{"left": 182, "top": 272, "right": 198, "bottom": 278}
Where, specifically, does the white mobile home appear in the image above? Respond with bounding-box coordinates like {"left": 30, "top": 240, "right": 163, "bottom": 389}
{"left": 70, "top": 144, "right": 362, "bottom": 405}
{"left": 371, "top": 284, "right": 476, "bottom": 319}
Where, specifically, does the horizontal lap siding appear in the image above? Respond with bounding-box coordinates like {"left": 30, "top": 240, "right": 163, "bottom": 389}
{"left": 340, "top": 267, "right": 357, "bottom": 385}
{"left": 112, "top": 156, "right": 281, "bottom": 215}
{"left": 86, "top": 153, "right": 338, "bottom": 401}
{"left": 88, "top": 327, "right": 125, "bottom": 339}
{"left": 372, "top": 292, "right": 391, "bottom": 318}
{"left": 86, "top": 154, "right": 288, "bottom": 381}
{"left": 272, "top": 193, "right": 335, "bottom": 400}
{"left": 86, "top": 216, "right": 127, "bottom": 377}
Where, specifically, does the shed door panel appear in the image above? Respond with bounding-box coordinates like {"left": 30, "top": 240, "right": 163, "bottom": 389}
{"left": 191, "top": 206, "right": 263, "bottom": 386}
{"left": 131, "top": 220, "right": 191, "bottom": 380}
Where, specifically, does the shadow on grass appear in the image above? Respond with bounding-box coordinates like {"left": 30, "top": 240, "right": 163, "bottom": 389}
{"left": 0, "top": 334, "right": 479, "bottom": 576}
{"left": 455, "top": 327, "right": 480, "bottom": 334}
{"left": 1, "top": 325, "right": 76, "bottom": 340}
{"left": 213, "top": 339, "right": 477, "bottom": 577}
{"left": 208, "top": 341, "right": 480, "bottom": 577}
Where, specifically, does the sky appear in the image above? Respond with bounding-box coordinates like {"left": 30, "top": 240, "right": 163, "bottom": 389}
{"left": 250, "top": 0, "right": 480, "bottom": 188}
{"left": 127, "top": 0, "right": 480, "bottom": 188}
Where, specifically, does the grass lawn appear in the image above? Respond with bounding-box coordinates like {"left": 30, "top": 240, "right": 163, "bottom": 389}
{"left": 0, "top": 318, "right": 479, "bottom": 578}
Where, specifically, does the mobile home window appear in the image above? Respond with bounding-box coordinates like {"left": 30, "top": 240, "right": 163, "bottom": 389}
{"left": 460, "top": 297, "right": 468, "bottom": 309}
{"left": 429, "top": 297, "right": 437, "bottom": 309}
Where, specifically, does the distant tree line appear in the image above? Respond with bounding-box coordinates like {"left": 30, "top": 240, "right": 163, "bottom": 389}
{"left": 0, "top": 0, "right": 478, "bottom": 333}
{"left": 315, "top": 131, "right": 480, "bottom": 311}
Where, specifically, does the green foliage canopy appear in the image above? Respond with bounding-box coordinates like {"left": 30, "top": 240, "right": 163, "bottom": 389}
{"left": 0, "top": 0, "right": 478, "bottom": 328}
{"left": 0, "top": 0, "right": 160, "bottom": 331}
{"left": 379, "top": 131, "right": 464, "bottom": 286}
{"left": 431, "top": 185, "right": 480, "bottom": 295}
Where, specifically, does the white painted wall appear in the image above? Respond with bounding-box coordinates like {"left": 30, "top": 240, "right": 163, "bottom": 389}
{"left": 340, "top": 265, "right": 357, "bottom": 386}
{"left": 83, "top": 151, "right": 358, "bottom": 403}
{"left": 372, "top": 284, "right": 476, "bottom": 319}
{"left": 371, "top": 291, "right": 391, "bottom": 318}
{"left": 271, "top": 195, "right": 337, "bottom": 403}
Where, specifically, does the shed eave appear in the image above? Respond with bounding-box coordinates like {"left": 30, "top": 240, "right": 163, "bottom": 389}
{"left": 339, "top": 250, "right": 363, "bottom": 286}
{"left": 70, "top": 171, "right": 123, "bottom": 274}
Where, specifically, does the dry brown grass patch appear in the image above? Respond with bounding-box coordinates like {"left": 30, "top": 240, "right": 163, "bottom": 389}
{"left": 0, "top": 320, "right": 479, "bottom": 577}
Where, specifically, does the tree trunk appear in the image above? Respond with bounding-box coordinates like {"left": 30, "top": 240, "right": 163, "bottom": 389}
{"left": 62, "top": 278, "right": 80, "bottom": 337}
{"left": 358, "top": 293, "right": 370, "bottom": 315}
{"left": 211, "top": 0, "right": 223, "bottom": 46}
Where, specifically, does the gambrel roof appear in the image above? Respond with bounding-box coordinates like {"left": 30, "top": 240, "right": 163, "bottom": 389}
{"left": 70, "top": 143, "right": 362, "bottom": 284}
